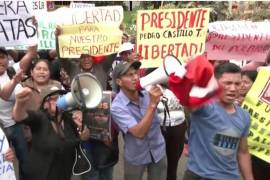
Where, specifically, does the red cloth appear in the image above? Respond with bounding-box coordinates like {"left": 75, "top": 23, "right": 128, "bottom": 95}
{"left": 168, "top": 55, "right": 219, "bottom": 107}
{"left": 92, "top": 55, "right": 107, "bottom": 64}
{"left": 185, "top": 56, "right": 214, "bottom": 87}
{"left": 168, "top": 73, "right": 194, "bottom": 106}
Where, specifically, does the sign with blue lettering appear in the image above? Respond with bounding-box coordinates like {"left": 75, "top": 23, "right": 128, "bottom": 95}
{"left": 0, "top": 128, "right": 16, "bottom": 180}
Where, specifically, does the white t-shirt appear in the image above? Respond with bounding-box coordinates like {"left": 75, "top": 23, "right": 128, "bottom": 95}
{"left": 157, "top": 89, "right": 185, "bottom": 126}
{"left": 0, "top": 62, "right": 22, "bottom": 128}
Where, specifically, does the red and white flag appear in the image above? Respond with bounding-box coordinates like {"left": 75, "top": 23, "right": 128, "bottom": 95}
{"left": 168, "top": 56, "right": 221, "bottom": 107}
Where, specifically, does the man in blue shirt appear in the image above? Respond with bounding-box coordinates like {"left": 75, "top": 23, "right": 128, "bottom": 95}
{"left": 111, "top": 61, "right": 167, "bottom": 180}
{"left": 184, "top": 62, "right": 254, "bottom": 180}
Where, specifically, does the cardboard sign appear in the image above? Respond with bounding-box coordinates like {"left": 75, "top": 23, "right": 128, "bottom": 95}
{"left": 242, "top": 67, "right": 270, "bottom": 163}
{"left": 37, "top": 20, "right": 56, "bottom": 49}
{"left": 206, "top": 21, "right": 270, "bottom": 62}
{"left": 0, "top": 0, "right": 37, "bottom": 47}
{"left": 0, "top": 128, "right": 16, "bottom": 180}
{"left": 70, "top": 2, "right": 95, "bottom": 9}
{"left": 58, "top": 23, "right": 122, "bottom": 58}
{"left": 32, "top": 0, "right": 47, "bottom": 15}
{"left": 86, "top": 91, "right": 112, "bottom": 141}
{"left": 34, "top": 5, "right": 123, "bottom": 50}
{"left": 137, "top": 8, "right": 210, "bottom": 68}
{"left": 40, "top": 6, "right": 123, "bottom": 26}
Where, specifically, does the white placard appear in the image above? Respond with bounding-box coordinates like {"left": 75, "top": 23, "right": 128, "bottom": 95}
{"left": 0, "top": 128, "right": 16, "bottom": 180}
{"left": 0, "top": 0, "right": 37, "bottom": 47}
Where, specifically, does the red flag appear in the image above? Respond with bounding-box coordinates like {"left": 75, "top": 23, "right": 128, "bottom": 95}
{"left": 168, "top": 55, "right": 221, "bottom": 107}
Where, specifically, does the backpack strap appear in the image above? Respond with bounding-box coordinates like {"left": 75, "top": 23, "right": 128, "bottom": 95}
{"left": 161, "top": 96, "right": 170, "bottom": 131}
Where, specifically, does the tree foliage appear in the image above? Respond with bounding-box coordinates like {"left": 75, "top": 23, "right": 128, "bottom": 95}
{"left": 123, "top": 1, "right": 270, "bottom": 39}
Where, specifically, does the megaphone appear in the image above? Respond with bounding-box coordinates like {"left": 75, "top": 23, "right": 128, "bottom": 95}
{"left": 57, "top": 73, "right": 103, "bottom": 110}
{"left": 136, "top": 55, "right": 185, "bottom": 90}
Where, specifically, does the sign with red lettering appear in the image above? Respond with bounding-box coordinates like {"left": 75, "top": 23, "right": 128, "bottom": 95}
{"left": 0, "top": 0, "right": 37, "bottom": 47}
{"left": 206, "top": 21, "right": 270, "bottom": 62}
{"left": 137, "top": 8, "right": 210, "bottom": 68}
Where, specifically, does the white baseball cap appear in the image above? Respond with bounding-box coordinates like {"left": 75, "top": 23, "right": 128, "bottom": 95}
{"left": 118, "top": 42, "right": 134, "bottom": 54}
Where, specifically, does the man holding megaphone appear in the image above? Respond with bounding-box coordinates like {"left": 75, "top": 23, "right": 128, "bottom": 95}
{"left": 111, "top": 61, "right": 167, "bottom": 180}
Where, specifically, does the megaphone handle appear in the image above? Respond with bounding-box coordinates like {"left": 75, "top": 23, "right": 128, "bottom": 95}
{"left": 75, "top": 76, "right": 87, "bottom": 132}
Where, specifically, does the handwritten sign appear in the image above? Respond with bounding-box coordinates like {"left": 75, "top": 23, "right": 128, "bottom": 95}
{"left": 32, "top": 0, "right": 47, "bottom": 15}
{"left": 34, "top": 5, "right": 123, "bottom": 50}
{"left": 58, "top": 23, "right": 122, "bottom": 58}
{"left": 242, "top": 67, "right": 270, "bottom": 163}
{"left": 37, "top": 20, "right": 56, "bottom": 49}
{"left": 206, "top": 21, "right": 270, "bottom": 62}
{"left": 0, "top": 128, "right": 16, "bottom": 180}
{"left": 136, "top": 8, "right": 210, "bottom": 68}
{"left": 39, "top": 6, "right": 123, "bottom": 26}
{"left": 70, "top": 2, "right": 95, "bottom": 9}
{"left": 0, "top": 0, "right": 37, "bottom": 47}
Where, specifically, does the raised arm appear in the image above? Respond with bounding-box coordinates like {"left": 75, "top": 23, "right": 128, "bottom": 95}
{"left": 0, "top": 70, "right": 24, "bottom": 100}
{"left": 12, "top": 87, "right": 33, "bottom": 122}
{"left": 19, "top": 45, "right": 37, "bottom": 72}
{"left": 128, "top": 86, "right": 162, "bottom": 139}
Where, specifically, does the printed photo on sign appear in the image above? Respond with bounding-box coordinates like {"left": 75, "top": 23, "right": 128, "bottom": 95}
{"left": 85, "top": 91, "right": 112, "bottom": 141}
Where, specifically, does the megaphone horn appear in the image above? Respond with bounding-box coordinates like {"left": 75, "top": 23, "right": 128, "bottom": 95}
{"left": 136, "top": 55, "right": 184, "bottom": 90}
{"left": 57, "top": 73, "right": 103, "bottom": 110}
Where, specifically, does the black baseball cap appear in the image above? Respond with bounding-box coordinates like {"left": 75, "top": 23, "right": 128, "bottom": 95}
{"left": 112, "top": 61, "right": 141, "bottom": 80}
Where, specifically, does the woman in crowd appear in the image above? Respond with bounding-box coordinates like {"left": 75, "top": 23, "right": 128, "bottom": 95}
{"left": 13, "top": 85, "right": 90, "bottom": 180}
{"left": 236, "top": 70, "right": 258, "bottom": 105}
{"left": 22, "top": 59, "right": 62, "bottom": 104}
{"left": 237, "top": 69, "right": 270, "bottom": 180}
{"left": 239, "top": 68, "right": 270, "bottom": 180}
{"left": 20, "top": 59, "right": 63, "bottom": 144}
{"left": 157, "top": 84, "right": 186, "bottom": 180}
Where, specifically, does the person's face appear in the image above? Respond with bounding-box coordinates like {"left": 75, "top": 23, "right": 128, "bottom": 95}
{"left": 49, "top": 49, "right": 57, "bottom": 60}
{"left": 240, "top": 75, "right": 254, "bottom": 95}
{"left": 43, "top": 95, "right": 58, "bottom": 116}
{"left": 80, "top": 56, "right": 94, "bottom": 71}
{"left": 117, "top": 68, "right": 139, "bottom": 92}
{"left": 120, "top": 50, "right": 133, "bottom": 62}
{"left": 218, "top": 72, "right": 241, "bottom": 105}
{"left": 0, "top": 56, "right": 8, "bottom": 75}
{"left": 31, "top": 61, "right": 50, "bottom": 85}
{"left": 122, "top": 35, "right": 128, "bottom": 43}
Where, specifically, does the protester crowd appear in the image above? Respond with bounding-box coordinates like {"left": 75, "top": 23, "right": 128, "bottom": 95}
{"left": 0, "top": 9, "right": 270, "bottom": 180}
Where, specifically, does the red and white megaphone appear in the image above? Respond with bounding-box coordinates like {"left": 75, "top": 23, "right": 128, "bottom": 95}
{"left": 136, "top": 55, "right": 185, "bottom": 90}
{"left": 136, "top": 54, "right": 220, "bottom": 107}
